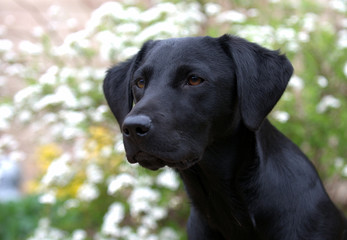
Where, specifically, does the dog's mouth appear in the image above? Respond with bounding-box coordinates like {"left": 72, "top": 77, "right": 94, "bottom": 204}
{"left": 130, "top": 151, "right": 199, "bottom": 170}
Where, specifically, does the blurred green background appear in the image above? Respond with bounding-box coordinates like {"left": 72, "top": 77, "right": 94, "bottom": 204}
{"left": 0, "top": 0, "right": 346, "bottom": 239}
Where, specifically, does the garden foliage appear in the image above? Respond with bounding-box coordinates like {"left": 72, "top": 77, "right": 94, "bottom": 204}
{"left": 0, "top": 0, "right": 346, "bottom": 239}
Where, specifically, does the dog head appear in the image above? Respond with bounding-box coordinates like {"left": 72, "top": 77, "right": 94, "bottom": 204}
{"left": 103, "top": 35, "right": 293, "bottom": 170}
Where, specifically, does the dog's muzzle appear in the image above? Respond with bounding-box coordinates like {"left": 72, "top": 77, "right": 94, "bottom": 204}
{"left": 122, "top": 114, "right": 200, "bottom": 170}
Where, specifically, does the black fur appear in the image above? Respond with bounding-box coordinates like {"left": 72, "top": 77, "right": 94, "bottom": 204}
{"left": 103, "top": 35, "right": 347, "bottom": 239}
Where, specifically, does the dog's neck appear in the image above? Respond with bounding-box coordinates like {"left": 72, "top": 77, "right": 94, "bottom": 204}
{"left": 178, "top": 121, "right": 258, "bottom": 237}
{"left": 196, "top": 120, "right": 257, "bottom": 180}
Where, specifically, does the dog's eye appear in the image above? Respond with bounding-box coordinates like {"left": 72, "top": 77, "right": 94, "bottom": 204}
{"left": 187, "top": 75, "right": 204, "bottom": 86}
{"left": 135, "top": 78, "right": 145, "bottom": 89}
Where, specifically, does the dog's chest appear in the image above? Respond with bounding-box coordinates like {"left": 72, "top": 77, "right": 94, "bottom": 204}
{"left": 179, "top": 166, "right": 256, "bottom": 238}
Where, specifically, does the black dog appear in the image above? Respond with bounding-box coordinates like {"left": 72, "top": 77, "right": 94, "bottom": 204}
{"left": 103, "top": 35, "right": 347, "bottom": 239}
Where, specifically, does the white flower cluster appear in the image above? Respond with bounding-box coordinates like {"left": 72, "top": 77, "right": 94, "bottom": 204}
{"left": 100, "top": 168, "right": 180, "bottom": 239}
{"left": 41, "top": 154, "right": 75, "bottom": 187}
{"left": 51, "top": 1, "right": 205, "bottom": 62}
{"left": 27, "top": 218, "right": 67, "bottom": 240}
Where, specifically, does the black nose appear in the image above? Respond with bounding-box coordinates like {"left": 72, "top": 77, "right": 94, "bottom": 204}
{"left": 122, "top": 115, "right": 152, "bottom": 138}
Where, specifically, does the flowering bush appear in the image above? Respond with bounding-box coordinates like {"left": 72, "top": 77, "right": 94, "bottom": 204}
{"left": 0, "top": 0, "right": 346, "bottom": 239}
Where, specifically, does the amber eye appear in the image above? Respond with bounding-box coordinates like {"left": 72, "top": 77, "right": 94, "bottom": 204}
{"left": 136, "top": 78, "right": 145, "bottom": 88}
{"left": 187, "top": 75, "right": 204, "bottom": 86}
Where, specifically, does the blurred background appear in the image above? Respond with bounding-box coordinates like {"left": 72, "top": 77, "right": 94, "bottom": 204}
{"left": 0, "top": 0, "right": 346, "bottom": 239}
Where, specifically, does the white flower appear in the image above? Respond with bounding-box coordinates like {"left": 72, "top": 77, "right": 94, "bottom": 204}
{"left": 317, "top": 76, "right": 328, "bottom": 88}
{"left": 39, "top": 191, "right": 56, "bottom": 205}
{"left": 247, "top": 8, "right": 259, "bottom": 17}
{"left": 100, "top": 146, "right": 112, "bottom": 158}
{"left": 334, "top": 157, "right": 344, "bottom": 168}
{"left": 50, "top": 123, "right": 83, "bottom": 140}
{"left": 337, "top": 30, "right": 347, "bottom": 49}
{"left": 137, "top": 225, "right": 150, "bottom": 238}
{"left": 9, "top": 151, "right": 25, "bottom": 162}
{"left": 60, "top": 110, "right": 86, "bottom": 126}
{"left": 160, "top": 227, "right": 178, "bottom": 240}
{"left": 344, "top": 62, "right": 347, "bottom": 77}
{"left": 42, "top": 113, "right": 58, "bottom": 124}
{"left": 146, "top": 206, "right": 167, "bottom": 226}
{"left": 156, "top": 168, "right": 180, "bottom": 190}
{"left": 77, "top": 183, "right": 99, "bottom": 202}
{"left": 64, "top": 127, "right": 84, "bottom": 140}
{"left": 129, "top": 187, "right": 160, "bottom": 217}
{"left": 288, "top": 75, "right": 304, "bottom": 91}
{"left": 204, "top": 3, "right": 222, "bottom": 16}
{"left": 0, "top": 104, "right": 13, "bottom": 130}
{"left": 139, "top": 207, "right": 168, "bottom": 230}
{"left": 118, "top": 46, "right": 139, "bottom": 60}
{"left": 27, "top": 218, "right": 66, "bottom": 240}
{"left": 107, "top": 173, "right": 136, "bottom": 195}
{"left": 343, "top": 165, "right": 347, "bottom": 177}
{"left": 134, "top": 21, "right": 176, "bottom": 43}
{"left": 18, "top": 40, "right": 43, "bottom": 55}
{"left": 48, "top": 5, "right": 61, "bottom": 16}
{"left": 302, "top": 13, "right": 317, "bottom": 32}
{"left": 41, "top": 154, "right": 73, "bottom": 186}
{"left": 0, "top": 76, "right": 5, "bottom": 87}
{"left": 276, "top": 27, "right": 296, "bottom": 43}
{"left": 236, "top": 25, "right": 275, "bottom": 47}
{"left": 67, "top": 18, "right": 78, "bottom": 29}
{"left": 5, "top": 63, "right": 25, "bottom": 76}
{"left": 64, "top": 199, "right": 79, "bottom": 209}
{"left": 172, "top": 3, "right": 205, "bottom": 26}
{"left": 89, "top": 2, "right": 123, "bottom": 27}
{"left": 32, "top": 26, "right": 44, "bottom": 37}
{"left": 72, "top": 229, "right": 87, "bottom": 240}
{"left": 0, "top": 104, "right": 14, "bottom": 119}
{"left": 39, "top": 66, "right": 59, "bottom": 85}
{"left": 0, "top": 39, "right": 13, "bottom": 52}
{"left": 0, "top": 134, "right": 18, "bottom": 150}
{"left": 298, "top": 31, "right": 309, "bottom": 42}
{"left": 116, "top": 5, "right": 141, "bottom": 21}
{"left": 316, "top": 95, "right": 341, "bottom": 113}
{"left": 101, "top": 202, "right": 125, "bottom": 236}
{"left": 272, "top": 111, "right": 290, "bottom": 123}
{"left": 114, "top": 140, "right": 125, "bottom": 153}
{"left": 96, "top": 30, "right": 124, "bottom": 60}
{"left": 329, "top": 0, "right": 347, "bottom": 12}
{"left": 140, "top": 6, "right": 165, "bottom": 23}
{"left": 64, "top": 30, "right": 89, "bottom": 48}
{"left": 79, "top": 81, "right": 93, "bottom": 93}
{"left": 286, "top": 41, "right": 299, "bottom": 52}
{"left": 18, "top": 110, "right": 32, "bottom": 122}
{"left": 14, "top": 85, "right": 42, "bottom": 104}
{"left": 91, "top": 105, "right": 108, "bottom": 122}
{"left": 86, "top": 164, "right": 103, "bottom": 184}
{"left": 59, "top": 67, "right": 77, "bottom": 82}
{"left": 216, "top": 10, "right": 247, "bottom": 23}
{"left": 33, "top": 85, "right": 78, "bottom": 110}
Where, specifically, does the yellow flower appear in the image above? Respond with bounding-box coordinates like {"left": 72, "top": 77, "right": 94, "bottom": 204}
{"left": 37, "top": 143, "right": 62, "bottom": 172}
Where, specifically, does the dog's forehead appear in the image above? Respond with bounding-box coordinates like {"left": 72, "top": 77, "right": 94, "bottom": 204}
{"left": 144, "top": 37, "right": 217, "bottom": 63}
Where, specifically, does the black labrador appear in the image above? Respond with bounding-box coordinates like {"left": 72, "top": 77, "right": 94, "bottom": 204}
{"left": 103, "top": 35, "right": 347, "bottom": 240}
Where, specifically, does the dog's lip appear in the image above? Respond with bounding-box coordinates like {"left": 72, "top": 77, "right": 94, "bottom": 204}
{"left": 166, "top": 157, "right": 199, "bottom": 170}
{"left": 130, "top": 151, "right": 199, "bottom": 170}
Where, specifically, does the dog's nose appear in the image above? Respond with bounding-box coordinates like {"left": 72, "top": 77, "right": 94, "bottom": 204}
{"left": 122, "top": 115, "right": 152, "bottom": 138}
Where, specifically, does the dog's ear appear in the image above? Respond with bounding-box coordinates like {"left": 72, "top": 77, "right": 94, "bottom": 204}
{"left": 103, "top": 41, "right": 154, "bottom": 128}
{"left": 104, "top": 41, "right": 155, "bottom": 128}
{"left": 103, "top": 58, "right": 135, "bottom": 127}
{"left": 219, "top": 35, "right": 293, "bottom": 131}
